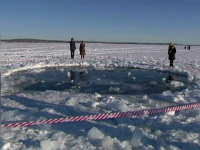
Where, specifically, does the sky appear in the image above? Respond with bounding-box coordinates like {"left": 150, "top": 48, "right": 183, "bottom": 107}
{"left": 0, "top": 0, "right": 200, "bottom": 45}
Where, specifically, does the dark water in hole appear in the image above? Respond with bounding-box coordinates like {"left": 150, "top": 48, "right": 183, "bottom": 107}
{"left": 8, "top": 67, "right": 188, "bottom": 95}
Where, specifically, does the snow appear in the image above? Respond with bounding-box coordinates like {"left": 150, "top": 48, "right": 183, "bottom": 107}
{"left": 1, "top": 42, "right": 200, "bottom": 149}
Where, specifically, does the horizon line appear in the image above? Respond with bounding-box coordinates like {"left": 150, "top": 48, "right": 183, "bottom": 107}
{"left": 1, "top": 38, "right": 198, "bottom": 46}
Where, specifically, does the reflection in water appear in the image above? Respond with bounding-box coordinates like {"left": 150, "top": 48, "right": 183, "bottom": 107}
{"left": 80, "top": 71, "right": 86, "bottom": 76}
{"left": 69, "top": 71, "right": 75, "bottom": 82}
{"left": 167, "top": 74, "right": 174, "bottom": 82}
{"left": 79, "top": 71, "right": 87, "bottom": 83}
{"left": 67, "top": 70, "right": 87, "bottom": 83}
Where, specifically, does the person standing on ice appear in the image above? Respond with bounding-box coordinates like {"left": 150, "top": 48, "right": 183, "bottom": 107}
{"left": 168, "top": 43, "right": 176, "bottom": 67}
{"left": 168, "top": 43, "right": 172, "bottom": 51}
{"left": 79, "top": 41, "right": 86, "bottom": 59}
{"left": 70, "top": 38, "right": 76, "bottom": 59}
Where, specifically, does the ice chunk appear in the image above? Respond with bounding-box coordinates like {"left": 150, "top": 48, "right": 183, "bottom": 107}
{"left": 107, "top": 102, "right": 128, "bottom": 111}
{"left": 165, "top": 111, "right": 175, "bottom": 116}
{"left": 94, "top": 93, "right": 101, "bottom": 99}
{"left": 149, "top": 81, "right": 157, "bottom": 85}
{"left": 120, "top": 141, "right": 132, "bottom": 150}
{"left": 158, "top": 91, "right": 174, "bottom": 101}
{"left": 40, "top": 140, "right": 60, "bottom": 150}
{"left": 162, "top": 90, "right": 173, "bottom": 96}
{"left": 117, "top": 103, "right": 128, "bottom": 111}
{"left": 67, "top": 71, "right": 71, "bottom": 77}
{"left": 130, "top": 77, "right": 136, "bottom": 80}
{"left": 187, "top": 72, "right": 194, "bottom": 82}
{"left": 143, "top": 95, "right": 148, "bottom": 100}
{"left": 92, "top": 102, "right": 99, "bottom": 108}
{"left": 102, "top": 136, "right": 113, "bottom": 149}
{"left": 167, "top": 81, "right": 184, "bottom": 88}
{"left": 2, "top": 143, "right": 11, "bottom": 150}
{"left": 109, "top": 86, "right": 120, "bottom": 92}
{"left": 87, "top": 127, "right": 104, "bottom": 140}
{"left": 131, "top": 128, "right": 143, "bottom": 147}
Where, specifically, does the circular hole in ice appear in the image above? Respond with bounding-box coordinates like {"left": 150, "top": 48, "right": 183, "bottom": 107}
{"left": 3, "top": 66, "right": 189, "bottom": 95}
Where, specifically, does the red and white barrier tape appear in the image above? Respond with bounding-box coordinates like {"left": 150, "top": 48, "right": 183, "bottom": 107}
{"left": 2, "top": 102, "right": 200, "bottom": 128}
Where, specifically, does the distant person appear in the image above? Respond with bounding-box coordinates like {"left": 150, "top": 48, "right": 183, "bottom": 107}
{"left": 70, "top": 38, "right": 76, "bottom": 59}
{"left": 168, "top": 43, "right": 176, "bottom": 67}
{"left": 79, "top": 41, "right": 86, "bottom": 59}
{"left": 188, "top": 45, "right": 191, "bottom": 50}
{"left": 184, "top": 46, "right": 186, "bottom": 49}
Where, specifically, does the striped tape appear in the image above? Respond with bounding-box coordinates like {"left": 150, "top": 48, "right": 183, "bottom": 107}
{"left": 2, "top": 102, "right": 200, "bottom": 128}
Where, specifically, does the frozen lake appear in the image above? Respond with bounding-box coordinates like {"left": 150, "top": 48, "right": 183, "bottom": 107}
{"left": 1, "top": 43, "right": 200, "bottom": 150}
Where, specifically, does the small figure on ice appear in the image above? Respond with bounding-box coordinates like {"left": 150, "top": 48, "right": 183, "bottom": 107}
{"left": 168, "top": 43, "right": 176, "bottom": 68}
{"left": 70, "top": 38, "right": 76, "bottom": 59}
{"left": 79, "top": 41, "right": 86, "bottom": 59}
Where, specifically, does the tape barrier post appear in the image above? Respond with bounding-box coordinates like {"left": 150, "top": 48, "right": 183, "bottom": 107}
{"left": 1, "top": 102, "right": 200, "bottom": 128}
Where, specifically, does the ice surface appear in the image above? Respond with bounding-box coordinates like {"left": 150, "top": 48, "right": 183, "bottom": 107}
{"left": 87, "top": 127, "right": 104, "bottom": 140}
{"left": 102, "top": 136, "right": 113, "bottom": 149}
{"left": 40, "top": 140, "right": 60, "bottom": 150}
{"left": 130, "top": 76, "right": 136, "bottom": 80}
{"left": 1, "top": 43, "right": 200, "bottom": 150}
{"left": 29, "top": 107, "right": 39, "bottom": 115}
{"left": 131, "top": 127, "right": 143, "bottom": 147}
{"left": 0, "top": 138, "right": 4, "bottom": 150}
{"left": 149, "top": 81, "right": 157, "bottom": 85}
{"left": 1, "top": 110, "right": 19, "bottom": 121}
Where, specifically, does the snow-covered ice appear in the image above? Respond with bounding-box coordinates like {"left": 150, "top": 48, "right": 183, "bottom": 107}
{"left": 1, "top": 42, "right": 200, "bottom": 149}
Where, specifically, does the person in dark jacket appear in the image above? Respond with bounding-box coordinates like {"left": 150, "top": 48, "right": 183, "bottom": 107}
{"left": 70, "top": 38, "right": 76, "bottom": 59}
{"left": 168, "top": 44, "right": 176, "bottom": 67}
{"left": 79, "top": 41, "right": 86, "bottom": 59}
{"left": 168, "top": 43, "right": 172, "bottom": 51}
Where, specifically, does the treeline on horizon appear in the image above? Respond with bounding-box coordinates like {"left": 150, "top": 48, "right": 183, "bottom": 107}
{"left": 1, "top": 39, "right": 197, "bottom": 46}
